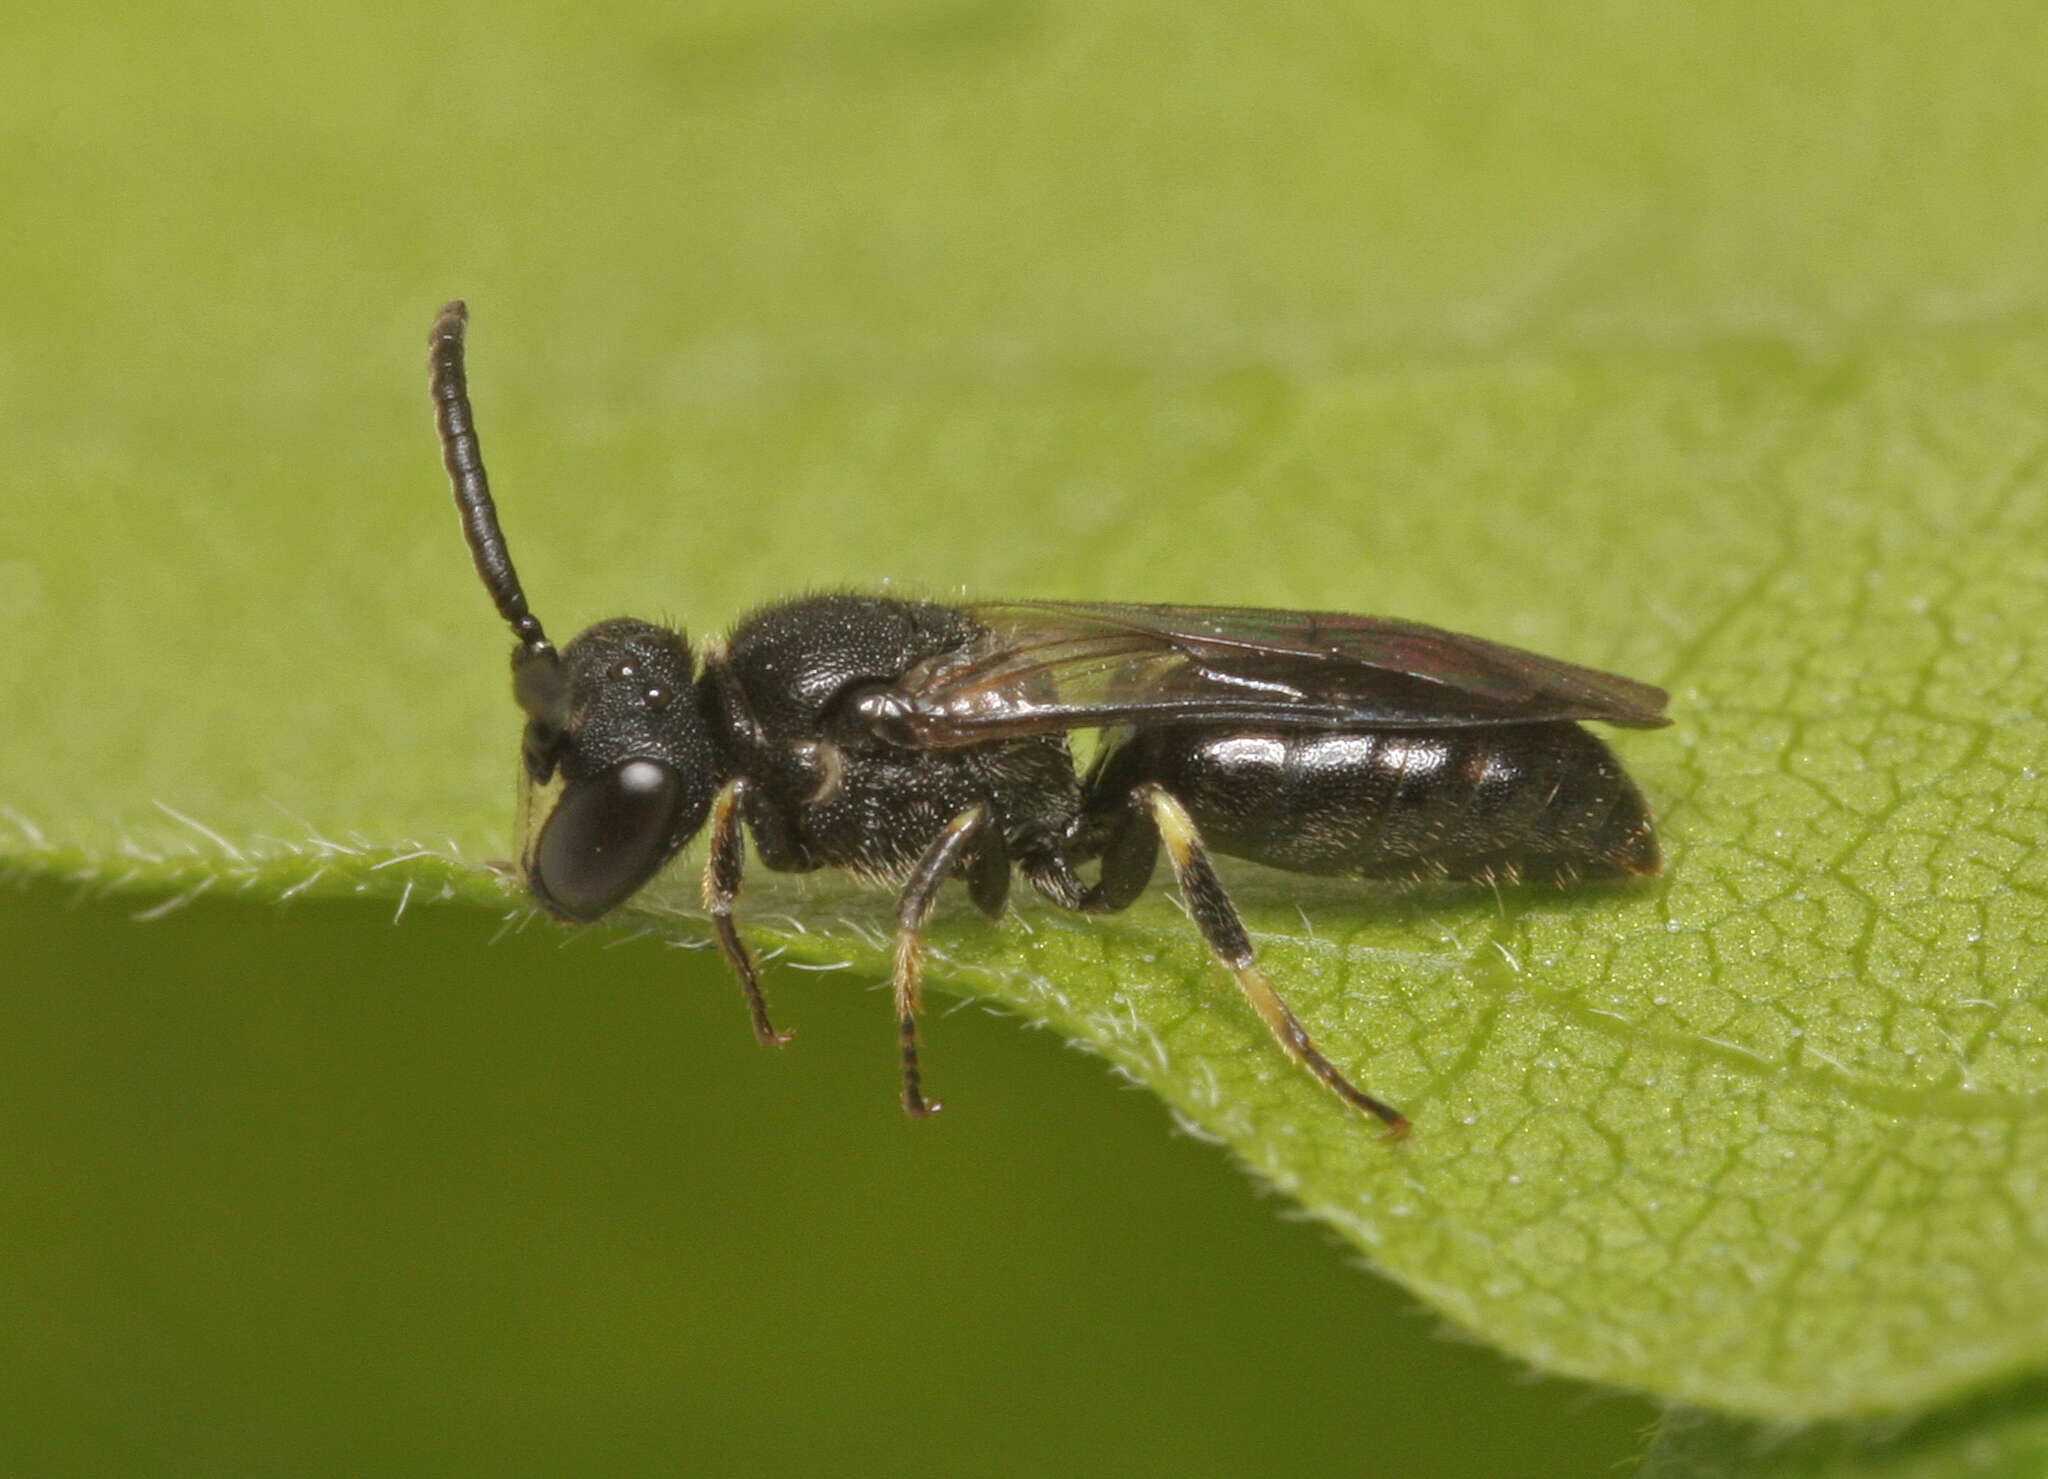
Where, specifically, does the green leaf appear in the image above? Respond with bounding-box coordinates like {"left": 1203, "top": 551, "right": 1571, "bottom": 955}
{"left": 1641, "top": 1380, "right": 2048, "bottom": 1479}
{"left": 9, "top": 0, "right": 2048, "bottom": 1440}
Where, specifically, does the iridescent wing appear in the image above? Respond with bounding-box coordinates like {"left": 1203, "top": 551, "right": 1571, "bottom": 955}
{"left": 894, "top": 600, "right": 1669, "bottom": 747}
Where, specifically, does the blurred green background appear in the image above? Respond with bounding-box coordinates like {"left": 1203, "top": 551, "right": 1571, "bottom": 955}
{"left": 3, "top": 879, "right": 1653, "bottom": 1475}
{"left": 8, "top": 0, "right": 2048, "bottom": 1472}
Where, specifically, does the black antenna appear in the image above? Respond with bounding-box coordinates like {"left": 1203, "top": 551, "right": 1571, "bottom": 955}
{"left": 429, "top": 301, "right": 552, "bottom": 656}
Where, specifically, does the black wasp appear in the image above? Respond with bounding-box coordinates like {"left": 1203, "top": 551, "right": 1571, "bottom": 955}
{"left": 429, "top": 301, "right": 1668, "bottom": 1136}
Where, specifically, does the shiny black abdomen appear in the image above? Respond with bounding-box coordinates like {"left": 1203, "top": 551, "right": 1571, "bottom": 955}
{"left": 1087, "top": 722, "right": 1657, "bottom": 885}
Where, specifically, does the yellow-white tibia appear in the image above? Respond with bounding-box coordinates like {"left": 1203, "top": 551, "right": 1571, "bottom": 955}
{"left": 1143, "top": 786, "right": 1409, "bottom": 1137}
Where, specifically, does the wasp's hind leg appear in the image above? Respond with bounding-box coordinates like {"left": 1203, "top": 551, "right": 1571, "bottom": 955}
{"left": 1137, "top": 784, "right": 1409, "bottom": 1138}
{"left": 891, "top": 805, "right": 996, "bottom": 1117}
{"left": 702, "top": 781, "right": 792, "bottom": 1047}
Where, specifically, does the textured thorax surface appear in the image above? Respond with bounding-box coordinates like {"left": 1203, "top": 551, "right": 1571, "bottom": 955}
{"left": 704, "top": 594, "right": 1079, "bottom": 879}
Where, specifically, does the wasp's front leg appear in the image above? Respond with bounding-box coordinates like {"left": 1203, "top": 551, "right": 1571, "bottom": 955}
{"left": 702, "top": 780, "right": 792, "bottom": 1047}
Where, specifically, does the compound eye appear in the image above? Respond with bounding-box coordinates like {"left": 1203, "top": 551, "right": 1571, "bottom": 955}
{"left": 530, "top": 759, "right": 685, "bottom": 921}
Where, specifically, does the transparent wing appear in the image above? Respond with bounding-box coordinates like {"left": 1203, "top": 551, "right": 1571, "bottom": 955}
{"left": 895, "top": 600, "right": 1670, "bottom": 747}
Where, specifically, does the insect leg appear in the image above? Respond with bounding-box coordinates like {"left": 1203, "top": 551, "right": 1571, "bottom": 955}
{"left": 1083, "top": 793, "right": 1160, "bottom": 912}
{"left": 965, "top": 826, "right": 1011, "bottom": 919}
{"left": 892, "top": 804, "right": 991, "bottom": 1118}
{"left": 1022, "top": 793, "right": 1158, "bottom": 914}
{"left": 1141, "top": 784, "right": 1410, "bottom": 1138}
{"left": 701, "top": 780, "right": 792, "bottom": 1047}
